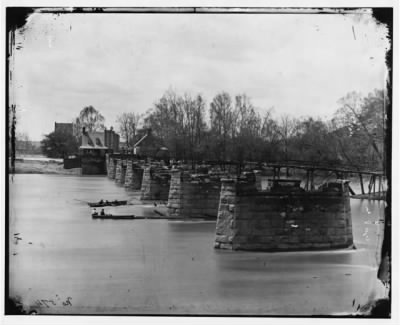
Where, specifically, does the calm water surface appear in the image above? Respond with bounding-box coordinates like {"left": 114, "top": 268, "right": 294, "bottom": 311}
{"left": 8, "top": 174, "right": 387, "bottom": 315}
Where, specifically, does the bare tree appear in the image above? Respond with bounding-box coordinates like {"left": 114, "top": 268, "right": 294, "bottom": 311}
{"left": 144, "top": 90, "right": 191, "bottom": 160}
{"left": 331, "top": 90, "right": 386, "bottom": 170}
{"left": 209, "top": 92, "right": 235, "bottom": 161}
{"left": 232, "top": 94, "right": 263, "bottom": 163}
{"left": 277, "top": 114, "right": 299, "bottom": 163}
{"left": 116, "top": 112, "right": 142, "bottom": 147}
{"left": 75, "top": 106, "right": 105, "bottom": 135}
{"left": 337, "top": 92, "right": 383, "bottom": 163}
{"left": 261, "top": 108, "right": 280, "bottom": 144}
{"left": 182, "top": 93, "right": 207, "bottom": 166}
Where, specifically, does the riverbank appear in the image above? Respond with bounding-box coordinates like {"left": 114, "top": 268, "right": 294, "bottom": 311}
{"left": 10, "top": 158, "right": 81, "bottom": 175}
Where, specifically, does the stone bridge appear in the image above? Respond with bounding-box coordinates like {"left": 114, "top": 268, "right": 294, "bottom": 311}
{"left": 106, "top": 154, "right": 171, "bottom": 200}
{"left": 106, "top": 155, "right": 145, "bottom": 189}
{"left": 104, "top": 156, "right": 368, "bottom": 252}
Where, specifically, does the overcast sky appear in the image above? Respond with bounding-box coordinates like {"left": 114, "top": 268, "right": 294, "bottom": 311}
{"left": 11, "top": 10, "right": 389, "bottom": 141}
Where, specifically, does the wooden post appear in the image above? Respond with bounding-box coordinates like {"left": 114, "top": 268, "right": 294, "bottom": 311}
{"left": 277, "top": 167, "right": 281, "bottom": 179}
{"left": 359, "top": 173, "right": 365, "bottom": 195}
{"left": 368, "top": 175, "right": 373, "bottom": 195}
{"left": 373, "top": 175, "right": 376, "bottom": 194}
{"left": 305, "top": 170, "right": 309, "bottom": 191}
{"left": 348, "top": 185, "right": 356, "bottom": 195}
{"left": 310, "top": 170, "right": 314, "bottom": 191}
{"left": 378, "top": 175, "right": 382, "bottom": 194}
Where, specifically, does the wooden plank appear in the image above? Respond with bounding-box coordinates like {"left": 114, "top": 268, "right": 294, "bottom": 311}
{"left": 263, "top": 161, "right": 383, "bottom": 176}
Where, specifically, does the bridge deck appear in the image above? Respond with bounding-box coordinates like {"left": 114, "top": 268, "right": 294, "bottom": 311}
{"left": 262, "top": 161, "right": 384, "bottom": 176}
{"left": 204, "top": 160, "right": 384, "bottom": 176}
{"left": 108, "top": 155, "right": 385, "bottom": 176}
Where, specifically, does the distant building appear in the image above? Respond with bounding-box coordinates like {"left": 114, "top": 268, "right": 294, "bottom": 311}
{"left": 134, "top": 128, "right": 169, "bottom": 163}
{"left": 79, "top": 127, "right": 120, "bottom": 152}
{"left": 104, "top": 127, "right": 120, "bottom": 152}
{"left": 79, "top": 127, "right": 120, "bottom": 174}
{"left": 80, "top": 130, "right": 108, "bottom": 150}
{"left": 54, "top": 122, "right": 73, "bottom": 135}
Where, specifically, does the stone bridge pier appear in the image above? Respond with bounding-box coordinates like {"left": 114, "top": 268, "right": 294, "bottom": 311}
{"left": 115, "top": 159, "right": 127, "bottom": 184}
{"left": 167, "top": 170, "right": 222, "bottom": 219}
{"left": 124, "top": 160, "right": 144, "bottom": 190}
{"left": 215, "top": 178, "right": 353, "bottom": 251}
{"left": 106, "top": 155, "right": 117, "bottom": 179}
{"left": 140, "top": 166, "right": 171, "bottom": 201}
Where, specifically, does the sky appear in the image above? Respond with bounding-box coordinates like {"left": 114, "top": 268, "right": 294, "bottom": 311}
{"left": 11, "top": 9, "right": 389, "bottom": 141}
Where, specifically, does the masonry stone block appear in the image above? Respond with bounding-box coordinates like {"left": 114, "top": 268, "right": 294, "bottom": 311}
{"left": 167, "top": 170, "right": 222, "bottom": 219}
{"left": 215, "top": 179, "right": 354, "bottom": 252}
{"left": 140, "top": 167, "right": 171, "bottom": 201}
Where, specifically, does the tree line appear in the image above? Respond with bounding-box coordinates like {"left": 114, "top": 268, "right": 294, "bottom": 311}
{"left": 37, "top": 88, "right": 386, "bottom": 171}
{"left": 139, "top": 88, "right": 386, "bottom": 171}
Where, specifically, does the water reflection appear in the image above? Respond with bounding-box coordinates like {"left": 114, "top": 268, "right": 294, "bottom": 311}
{"left": 8, "top": 175, "right": 386, "bottom": 315}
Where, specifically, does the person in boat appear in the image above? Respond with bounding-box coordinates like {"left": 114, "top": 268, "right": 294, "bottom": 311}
{"left": 92, "top": 208, "right": 98, "bottom": 216}
{"left": 100, "top": 209, "right": 105, "bottom": 216}
{"left": 105, "top": 200, "right": 109, "bottom": 205}
{"left": 99, "top": 199, "right": 104, "bottom": 204}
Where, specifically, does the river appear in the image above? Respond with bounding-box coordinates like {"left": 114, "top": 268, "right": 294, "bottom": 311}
{"left": 8, "top": 174, "right": 387, "bottom": 315}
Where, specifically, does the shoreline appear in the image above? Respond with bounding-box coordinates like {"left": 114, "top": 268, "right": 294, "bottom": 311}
{"left": 10, "top": 159, "right": 81, "bottom": 175}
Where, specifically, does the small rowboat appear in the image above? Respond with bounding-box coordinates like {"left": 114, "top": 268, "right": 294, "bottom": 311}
{"left": 88, "top": 200, "right": 128, "bottom": 208}
{"left": 92, "top": 213, "right": 136, "bottom": 220}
